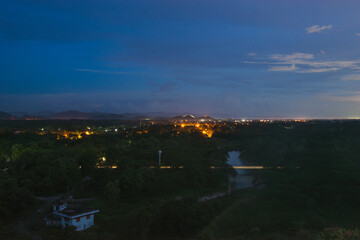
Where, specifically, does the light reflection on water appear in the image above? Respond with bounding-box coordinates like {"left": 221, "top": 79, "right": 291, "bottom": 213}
{"left": 227, "top": 151, "right": 254, "bottom": 190}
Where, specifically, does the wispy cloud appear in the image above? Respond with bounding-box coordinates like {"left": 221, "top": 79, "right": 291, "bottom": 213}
{"left": 244, "top": 52, "right": 360, "bottom": 74}
{"left": 299, "top": 68, "right": 340, "bottom": 73}
{"left": 341, "top": 74, "right": 360, "bottom": 81}
{"left": 74, "top": 69, "right": 136, "bottom": 75}
{"left": 356, "top": 33, "right": 360, "bottom": 37}
{"left": 268, "top": 65, "right": 339, "bottom": 73}
{"left": 268, "top": 64, "right": 298, "bottom": 72}
{"left": 271, "top": 52, "right": 314, "bottom": 61}
{"left": 304, "top": 60, "right": 360, "bottom": 69}
{"left": 247, "top": 52, "right": 256, "bottom": 57}
{"left": 306, "top": 25, "right": 332, "bottom": 34}
{"left": 319, "top": 92, "right": 360, "bottom": 102}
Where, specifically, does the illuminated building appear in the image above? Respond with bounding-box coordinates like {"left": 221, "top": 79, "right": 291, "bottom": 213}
{"left": 45, "top": 200, "right": 99, "bottom": 231}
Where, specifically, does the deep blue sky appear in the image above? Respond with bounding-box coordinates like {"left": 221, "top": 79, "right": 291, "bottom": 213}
{"left": 1, "top": 0, "right": 360, "bottom": 118}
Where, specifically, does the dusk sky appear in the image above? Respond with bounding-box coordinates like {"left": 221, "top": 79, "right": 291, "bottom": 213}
{"left": 1, "top": 0, "right": 360, "bottom": 118}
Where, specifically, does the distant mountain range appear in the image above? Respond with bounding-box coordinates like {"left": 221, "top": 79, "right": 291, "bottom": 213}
{"left": 171, "top": 114, "right": 215, "bottom": 121}
{"left": 0, "top": 110, "right": 212, "bottom": 120}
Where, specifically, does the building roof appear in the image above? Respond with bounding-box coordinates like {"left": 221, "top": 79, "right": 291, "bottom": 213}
{"left": 45, "top": 213, "right": 62, "bottom": 221}
{"left": 54, "top": 204, "right": 99, "bottom": 218}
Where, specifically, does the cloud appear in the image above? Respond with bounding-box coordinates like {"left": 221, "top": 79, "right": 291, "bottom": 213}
{"left": 341, "top": 74, "right": 360, "bottom": 81}
{"left": 356, "top": 33, "right": 360, "bottom": 37}
{"left": 320, "top": 50, "right": 326, "bottom": 55}
{"left": 306, "top": 25, "right": 332, "bottom": 34}
{"left": 305, "top": 60, "right": 360, "bottom": 69}
{"left": 247, "top": 52, "right": 256, "bottom": 56}
{"left": 74, "top": 69, "right": 139, "bottom": 75}
{"left": 271, "top": 52, "right": 314, "bottom": 61}
{"left": 268, "top": 64, "right": 298, "bottom": 72}
{"left": 320, "top": 92, "right": 360, "bottom": 103}
{"left": 245, "top": 52, "right": 360, "bottom": 74}
{"left": 299, "top": 68, "right": 340, "bottom": 73}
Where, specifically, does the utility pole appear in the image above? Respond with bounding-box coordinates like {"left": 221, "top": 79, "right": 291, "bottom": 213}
{"left": 158, "top": 150, "right": 162, "bottom": 167}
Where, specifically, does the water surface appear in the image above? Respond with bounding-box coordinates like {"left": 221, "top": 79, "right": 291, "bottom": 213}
{"left": 227, "top": 151, "right": 254, "bottom": 190}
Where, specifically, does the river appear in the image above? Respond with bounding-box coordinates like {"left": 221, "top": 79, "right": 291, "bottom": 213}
{"left": 227, "top": 151, "right": 254, "bottom": 191}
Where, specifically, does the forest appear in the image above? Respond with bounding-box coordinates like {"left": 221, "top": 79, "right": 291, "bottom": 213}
{"left": 1, "top": 120, "right": 360, "bottom": 239}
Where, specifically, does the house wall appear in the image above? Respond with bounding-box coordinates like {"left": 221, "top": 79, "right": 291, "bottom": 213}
{"left": 60, "top": 216, "right": 72, "bottom": 228}
{"left": 70, "top": 214, "right": 94, "bottom": 231}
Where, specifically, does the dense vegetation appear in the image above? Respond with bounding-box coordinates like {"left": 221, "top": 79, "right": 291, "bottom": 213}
{"left": 205, "top": 121, "right": 360, "bottom": 239}
{"left": 1, "top": 120, "right": 360, "bottom": 239}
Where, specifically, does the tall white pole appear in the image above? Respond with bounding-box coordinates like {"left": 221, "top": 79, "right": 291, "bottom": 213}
{"left": 158, "top": 150, "right": 162, "bottom": 167}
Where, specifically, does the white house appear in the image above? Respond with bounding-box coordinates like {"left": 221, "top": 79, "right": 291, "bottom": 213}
{"left": 53, "top": 200, "right": 67, "bottom": 212}
{"left": 45, "top": 200, "right": 99, "bottom": 231}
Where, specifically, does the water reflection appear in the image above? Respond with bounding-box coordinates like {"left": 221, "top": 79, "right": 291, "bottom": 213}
{"left": 227, "top": 151, "right": 254, "bottom": 191}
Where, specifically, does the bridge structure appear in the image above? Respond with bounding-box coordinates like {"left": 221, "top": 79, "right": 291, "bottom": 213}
{"left": 156, "top": 165, "right": 269, "bottom": 169}
{"left": 98, "top": 165, "right": 287, "bottom": 170}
